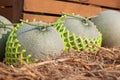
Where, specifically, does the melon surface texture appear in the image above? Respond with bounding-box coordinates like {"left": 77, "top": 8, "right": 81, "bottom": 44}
{"left": 53, "top": 14, "right": 102, "bottom": 51}
{"left": 0, "top": 16, "right": 14, "bottom": 61}
{"left": 91, "top": 10, "right": 120, "bottom": 47}
{"left": 5, "top": 22, "right": 64, "bottom": 64}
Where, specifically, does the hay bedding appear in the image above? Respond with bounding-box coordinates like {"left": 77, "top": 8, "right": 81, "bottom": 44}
{"left": 0, "top": 47, "right": 120, "bottom": 80}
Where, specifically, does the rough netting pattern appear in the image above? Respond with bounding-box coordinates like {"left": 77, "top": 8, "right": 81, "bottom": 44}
{"left": 5, "top": 18, "right": 102, "bottom": 65}
{"left": 53, "top": 15, "right": 102, "bottom": 51}
{"left": 0, "top": 15, "right": 14, "bottom": 61}
{"left": 5, "top": 23, "right": 31, "bottom": 65}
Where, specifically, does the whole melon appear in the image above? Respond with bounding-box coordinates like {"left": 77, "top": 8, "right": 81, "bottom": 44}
{"left": 91, "top": 10, "right": 120, "bottom": 47}
{"left": 5, "top": 21, "right": 64, "bottom": 64}
{"left": 53, "top": 14, "right": 102, "bottom": 51}
{"left": 0, "top": 15, "right": 14, "bottom": 61}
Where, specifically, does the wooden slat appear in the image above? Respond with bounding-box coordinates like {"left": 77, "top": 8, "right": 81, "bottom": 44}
{"left": 0, "top": 0, "right": 13, "bottom": 6}
{"left": 0, "top": 0, "right": 23, "bottom": 23}
{"left": 70, "top": 0, "right": 120, "bottom": 9}
{"left": 24, "top": 0, "right": 102, "bottom": 17}
{"left": 0, "top": 8, "right": 13, "bottom": 22}
{"left": 12, "top": 0, "right": 23, "bottom": 22}
{"left": 23, "top": 13, "right": 59, "bottom": 23}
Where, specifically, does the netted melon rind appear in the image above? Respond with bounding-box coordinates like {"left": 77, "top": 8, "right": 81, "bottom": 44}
{"left": 0, "top": 16, "right": 14, "bottom": 61}
{"left": 53, "top": 15, "right": 102, "bottom": 52}
{"left": 5, "top": 23, "right": 32, "bottom": 65}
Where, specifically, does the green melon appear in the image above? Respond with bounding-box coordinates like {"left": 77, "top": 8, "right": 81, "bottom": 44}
{"left": 53, "top": 13, "right": 102, "bottom": 51}
{"left": 5, "top": 21, "right": 64, "bottom": 64}
{"left": 91, "top": 10, "right": 120, "bottom": 47}
{"left": 0, "top": 15, "right": 14, "bottom": 61}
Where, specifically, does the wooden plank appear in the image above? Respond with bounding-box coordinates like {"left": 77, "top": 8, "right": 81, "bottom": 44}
{"left": 0, "top": 0, "right": 23, "bottom": 23}
{"left": 0, "top": 0, "right": 13, "bottom": 6}
{"left": 12, "top": 0, "right": 23, "bottom": 22}
{"left": 24, "top": 0, "right": 102, "bottom": 17}
{"left": 0, "top": 7, "right": 13, "bottom": 22}
{"left": 69, "top": 0, "right": 120, "bottom": 9}
{"left": 23, "top": 13, "right": 59, "bottom": 23}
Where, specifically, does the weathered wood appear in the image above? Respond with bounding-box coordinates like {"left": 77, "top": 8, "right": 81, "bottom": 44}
{"left": 23, "top": 13, "right": 59, "bottom": 23}
{"left": 24, "top": 0, "right": 102, "bottom": 17}
{"left": 12, "top": 0, "right": 23, "bottom": 22}
{"left": 0, "top": 0, "right": 13, "bottom": 6}
{"left": 69, "top": 0, "right": 120, "bottom": 9}
{"left": 0, "top": 0, "right": 23, "bottom": 23}
{"left": 0, "top": 7, "right": 13, "bottom": 22}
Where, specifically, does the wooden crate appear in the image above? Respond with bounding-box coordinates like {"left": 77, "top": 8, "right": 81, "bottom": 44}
{"left": 1, "top": 0, "right": 120, "bottom": 23}
{"left": 23, "top": 0, "right": 120, "bottom": 23}
{"left": 0, "top": 0, "right": 23, "bottom": 23}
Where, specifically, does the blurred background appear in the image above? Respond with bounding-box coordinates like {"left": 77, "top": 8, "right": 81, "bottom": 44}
{"left": 0, "top": 0, "right": 120, "bottom": 23}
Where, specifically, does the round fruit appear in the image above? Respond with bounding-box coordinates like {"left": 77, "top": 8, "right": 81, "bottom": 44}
{"left": 53, "top": 13, "right": 102, "bottom": 51}
{"left": 91, "top": 10, "right": 120, "bottom": 47}
{"left": 5, "top": 21, "right": 64, "bottom": 64}
{"left": 63, "top": 15, "right": 99, "bottom": 39}
{"left": 0, "top": 15, "right": 14, "bottom": 61}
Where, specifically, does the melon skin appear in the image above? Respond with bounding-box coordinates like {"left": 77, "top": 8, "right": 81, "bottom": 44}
{"left": 5, "top": 22, "right": 64, "bottom": 64}
{"left": 0, "top": 15, "right": 14, "bottom": 61}
{"left": 63, "top": 16, "right": 99, "bottom": 39}
{"left": 53, "top": 14, "right": 102, "bottom": 51}
{"left": 91, "top": 10, "right": 120, "bottom": 47}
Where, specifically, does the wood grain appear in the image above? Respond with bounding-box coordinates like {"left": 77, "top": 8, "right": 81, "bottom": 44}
{"left": 0, "top": 0, "right": 13, "bottom": 6}
{"left": 23, "top": 13, "right": 59, "bottom": 23}
{"left": 0, "top": 8, "right": 13, "bottom": 22}
{"left": 0, "top": 0, "right": 23, "bottom": 23}
{"left": 12, "top": 0, "right": 23, "bottom": 22}
{"left": 24, "top": 0, "right": 102, "bottom": 17}
{"left": 69, "top": 0, "right": 120, "bottom": 9}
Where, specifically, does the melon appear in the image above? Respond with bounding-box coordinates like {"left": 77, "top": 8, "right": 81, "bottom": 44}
{"left": 63, "top": 15, "right": 99, "bottom": 39}
{"left": 5, "top": 21, "right": 64, "bottom": 64}
{"left": 91, "top": 10, "right": 120, "bottom": 47}
{"left": 0, "top": 16, "right": 14, "bottom": 61}
{"left": 53, "top": 13, "right": 102, "bottom": 51}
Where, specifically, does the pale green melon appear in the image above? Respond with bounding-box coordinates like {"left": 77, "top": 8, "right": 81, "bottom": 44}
{"left": 5, "top": 21, "right": 64, "bottom": 64}
{"left": 63, "top": 16, "right": 99, "bottom": 39}
{"left": 91, "top": 10, "right": 120, "bottom": 47}
{"left": 0, "top": 15, "right": 14, "bottom": 61}
{"left": 53, "top": 14, "right": 102, "bottom": 51}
